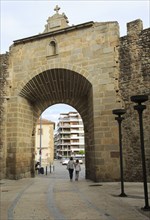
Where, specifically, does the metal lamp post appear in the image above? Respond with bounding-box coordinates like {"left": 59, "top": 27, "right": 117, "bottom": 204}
{"left": 130, "top": 95, "right": 150, "bottom": 211}
{"left": 39, "top": 115, "right": 42, "bottom": 167}
{"left": 112, "top": 109, "right": 127, "bottom": 197}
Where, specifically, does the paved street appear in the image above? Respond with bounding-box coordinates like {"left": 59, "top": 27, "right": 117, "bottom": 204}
{"left": 0, "top": 160, "right": 150, "bottom": 220}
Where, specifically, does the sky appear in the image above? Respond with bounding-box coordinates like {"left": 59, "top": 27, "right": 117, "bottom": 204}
{"left": 1, "top": 0, "right": 150, "bottom": 124}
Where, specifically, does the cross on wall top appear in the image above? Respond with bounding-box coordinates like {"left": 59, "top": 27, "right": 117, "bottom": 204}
{"left": 54, "top": 5, "right": 60, "bottom": 14}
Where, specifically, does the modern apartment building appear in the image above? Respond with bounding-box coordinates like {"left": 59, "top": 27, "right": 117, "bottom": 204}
{"left": 55, "top": 112, "right": 85, "bottom": 158}
{"left": 35, "top": 118, "right": 55, "bottom": 166}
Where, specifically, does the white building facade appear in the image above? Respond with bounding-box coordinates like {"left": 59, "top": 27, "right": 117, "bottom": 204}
{"left": 55, "top": 112, "right": 85, "bottom": 158}
{"left": 35, "top": 118, "right": 55, "bottom": 166}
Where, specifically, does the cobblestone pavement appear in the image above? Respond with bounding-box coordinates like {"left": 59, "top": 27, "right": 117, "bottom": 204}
{"left": 0, "top": 161, "right": 150, "bottom": 220}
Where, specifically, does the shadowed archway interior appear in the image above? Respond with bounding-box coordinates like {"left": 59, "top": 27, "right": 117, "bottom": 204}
{"left": 19, "top": 68, "right": 92, "bottom": 103}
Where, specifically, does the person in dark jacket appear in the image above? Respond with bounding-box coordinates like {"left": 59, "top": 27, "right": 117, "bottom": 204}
{"left": 67, "top": 157, "right": 75, "bottom": 181}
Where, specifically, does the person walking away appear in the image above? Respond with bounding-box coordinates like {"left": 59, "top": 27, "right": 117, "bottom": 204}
{"left": 67, "top": 157, "right": 75, "bottom": 181}
{"left": 74, "top": 159, "right": 81, "bottom": 181}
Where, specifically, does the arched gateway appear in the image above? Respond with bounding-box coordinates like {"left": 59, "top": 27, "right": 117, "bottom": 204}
{"left": 1, "top": 6, "right": 149, "bottom": 181}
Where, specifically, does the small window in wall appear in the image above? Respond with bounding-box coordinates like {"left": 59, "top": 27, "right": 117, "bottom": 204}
{"left": 47, "top": 39, "right": 58, "bottom": 57}
{"left": 50, "top": 41, "right": 56, "bottom": 55}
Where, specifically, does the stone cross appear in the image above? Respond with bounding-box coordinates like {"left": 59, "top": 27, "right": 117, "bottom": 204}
{"left": 54, "top": 5, "right": 60, "bottom": 14}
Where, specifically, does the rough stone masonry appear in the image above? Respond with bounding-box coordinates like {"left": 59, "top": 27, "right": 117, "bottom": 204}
{"left": 0, "top": 7, "right": 149, "bottom": 182}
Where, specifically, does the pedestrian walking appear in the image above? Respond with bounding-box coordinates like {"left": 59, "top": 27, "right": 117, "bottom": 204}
{"left": 74, "top": 159, "right": 81, "bottom": 181}
{"left": 67, "top": 157, "right": 75, "bottom": 181}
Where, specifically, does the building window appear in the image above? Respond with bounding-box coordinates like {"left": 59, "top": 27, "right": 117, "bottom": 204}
{"left": 50, "top": 41, "right": 56, "bottom": 55}
{"left": 47, "top": 39, "right": 58, "bottom": 56}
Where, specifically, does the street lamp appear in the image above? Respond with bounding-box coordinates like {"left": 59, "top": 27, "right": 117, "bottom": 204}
{"left": 39, "top": 115, "right": 42, "bottom": 167}
{"left": 130, "top": 95, "right": 150, "bottom": 211}
{"left": 112, "top": 109, "right": 127, "bottom": 197}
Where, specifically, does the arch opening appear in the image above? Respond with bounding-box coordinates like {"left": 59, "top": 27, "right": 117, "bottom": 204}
{"left": 34, "top": 104, "right": 86, "bottom": 177}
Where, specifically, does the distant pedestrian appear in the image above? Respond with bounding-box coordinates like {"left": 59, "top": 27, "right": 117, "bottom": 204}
{"left": 74, "top": 159, "right": 81, "bottom": 181}
{"left": 35, "top": 161, "right": 40, "bottom": 174}
{"left": 67, "top": 157, "right": 75, "bottom": 181}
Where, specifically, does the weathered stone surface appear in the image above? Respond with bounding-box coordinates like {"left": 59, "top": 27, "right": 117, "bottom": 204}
{"left": 119, "top": 19, "right": 150, "bottom": 181}
{"left": 0, "top": 11, "right": 149, "bottom": 182}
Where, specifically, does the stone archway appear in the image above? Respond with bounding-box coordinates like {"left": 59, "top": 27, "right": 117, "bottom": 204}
{"left": 5, "top": 61, "right": 121, "bottom": 181}
{"left": 2, "top": 7, "right": 122, "bottom": 181}
{"left": 1, "top": 5, "right": 149, "bottom": 182}
{"left": 6, "top": 67, "right": 97, "bottom": 180}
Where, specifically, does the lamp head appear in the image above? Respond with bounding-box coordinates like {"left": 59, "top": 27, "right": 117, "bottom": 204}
{"left": 131, "top": 95, "right": 148, "bottom": 104}
{"left": 112, "top": 109, "right": 126, "bottom": 116}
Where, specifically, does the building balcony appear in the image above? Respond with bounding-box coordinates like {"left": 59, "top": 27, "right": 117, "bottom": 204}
{"left": 70, "top": 125, "right": 83, "bottom": 128}
{"left": 59, "top": 124, "right": 83, "bottom": 127}
{"left": 59, "top": 131, "right": 71, "bottom": 134}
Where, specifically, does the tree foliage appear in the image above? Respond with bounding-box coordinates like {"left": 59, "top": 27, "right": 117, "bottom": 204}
{"left": 78, "top": 150, "right": 85, "bottom": 155}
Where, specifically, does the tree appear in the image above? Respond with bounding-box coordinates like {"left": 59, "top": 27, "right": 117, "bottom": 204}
{"left": 78, "top": 150, "right": 85, "bottom": 155}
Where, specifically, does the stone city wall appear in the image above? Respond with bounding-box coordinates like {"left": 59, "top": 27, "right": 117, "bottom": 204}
{"left": 0, "top": 53, "right": 9, "bottom": 179}
{"left": 7, "top": 21, "right": 121, "bottom": 181}
{"left": 0, "top": 19, "right": 149, "bottom": 181}
{"left": 119, "top": 19, "right": 150, "bottom": 181}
